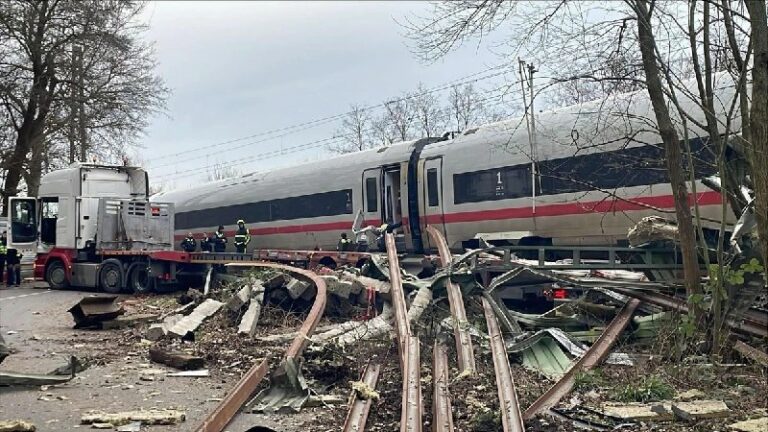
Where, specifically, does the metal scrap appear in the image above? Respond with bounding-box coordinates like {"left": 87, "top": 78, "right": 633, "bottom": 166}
{"left": 523, "top": 298, "right": 641, "bottom": 420}
{"left": 68, "top": 296, "right": 124, "bottom": 329}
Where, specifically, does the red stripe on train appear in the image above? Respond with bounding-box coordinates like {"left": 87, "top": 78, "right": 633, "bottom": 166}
{"left": 174, "top": 191, "right": 722, "bottom": 240}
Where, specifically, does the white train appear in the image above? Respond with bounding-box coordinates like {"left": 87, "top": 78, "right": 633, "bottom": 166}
{"left": 154, "top": 80, "right": 738, "bottom": 253}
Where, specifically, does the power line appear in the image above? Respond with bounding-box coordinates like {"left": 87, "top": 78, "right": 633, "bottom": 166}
{"left": 148, "top": 62, "right": 515, "bottom": 162}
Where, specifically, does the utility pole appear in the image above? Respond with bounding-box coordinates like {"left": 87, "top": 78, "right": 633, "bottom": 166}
{"left": 518, "top": 59, "right": 538, "bottom": 212}
{"left": 76, "top": 46, "right": 87, "bottom": 163}
{"left": 68, "top": 46, "right": 80, "bottom": 164}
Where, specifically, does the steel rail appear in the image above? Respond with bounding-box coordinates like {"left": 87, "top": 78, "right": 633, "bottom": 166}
{"left": 432, "top": 341, "right": 455, "bottom": 432}
{"left": 195, "top": 261, "right": 328, "bottom": 432}
{"left": 384, "top": 233, "right": 422, "bottom": 432}
{"left": 425, "top": 225, "right": 477, "bottom": 375}
{"left": 608, "top": 286, "right": 767, "bottom": 338}
{"left": 523, "top": 298, "right": 641, "bottom": 420}
{"left": 342, "top": 362, "right": 382, "bottom": 432}
{"left": 481, "top": 298, "right": 526, "bottom": 432}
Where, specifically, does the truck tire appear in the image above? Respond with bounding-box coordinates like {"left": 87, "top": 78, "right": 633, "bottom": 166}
{"left": 99, "top": 259, "right": 124, "bottom": 294}
{"left": 128, "top": 264, "right": 155, "bottom": 294}
{"left": 46, "top": 260, "right": 69, "bottom": 289}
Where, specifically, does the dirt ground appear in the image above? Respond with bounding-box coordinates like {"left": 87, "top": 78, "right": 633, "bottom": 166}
{"left": 1, "top": 278, "right": 766, "bottom": 432}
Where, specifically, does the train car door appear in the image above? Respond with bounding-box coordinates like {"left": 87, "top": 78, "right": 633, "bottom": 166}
{"left": 420, "top": 157, "right": 446, "bottom": 250}
{"left": 361, "top": 167, "right": 382, "bottom": 228}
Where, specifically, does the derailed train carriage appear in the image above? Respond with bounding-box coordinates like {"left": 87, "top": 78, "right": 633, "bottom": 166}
{"left": 154, "top": 80, "right": 739, "bottom": 253}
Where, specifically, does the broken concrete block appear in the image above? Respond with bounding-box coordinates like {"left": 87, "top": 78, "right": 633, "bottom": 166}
{"left": 145, "top": 314, "right": 183, "bottom": 341}
{"left": 671, "top": 400, "right": 730, "bottom": 421}
{"left": 729, "top": 417, "right": 768, "bottom": 432}
{"left": 149, "top": 347, "right": 204, "bottom": 370}
{"left": 0, "top": 420, "right": 36, "bottom": 431}
{"left": 81, "top": 409, "right": 185, "bottom": 426}
{"left": 675, "top": 389, "right": 706, "bottom": 401}
{"left": 68, "top": 296, "right": 124, "bottom": 329}
{"left": 262, "top": 273, "right": 287, "bottom": 289}
{"left": 116, "top": 423, "right": 141, "bottom": 432}
{"left": 238, "top": 289, "right": 265, "bottom": 336}
{"left": 285, "top": 278, "right": 310, "bottom": 300}
{"left": 100, "top": 313, "right": 158, "bottom": 330}
{"left": 321, "top": 276, "right": 353, "bottom": 298}
{"left": 226, "top": 285, "right": 252, "bottom": 312}
{"left": 600, "top": 402, "right": 674, "bottom": 421}
{"left": 166, "top": 299, "right": 223, "bottom": 338}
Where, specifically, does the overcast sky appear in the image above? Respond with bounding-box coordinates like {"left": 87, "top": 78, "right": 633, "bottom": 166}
{"left": 139, "top": 1, "right": 508, "bottom": 189}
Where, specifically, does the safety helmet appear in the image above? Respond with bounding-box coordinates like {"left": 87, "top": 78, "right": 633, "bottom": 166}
{"left": 188, "top": 232, "right": 193, "bottom": 236}
{"left": 237, "top": 219, "right": 245, "bottom": 225}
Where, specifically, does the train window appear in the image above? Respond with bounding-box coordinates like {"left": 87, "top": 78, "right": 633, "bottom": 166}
{"left": 453, "top": 164, "right": 531, "bottom": 204}
{"left": 426, "top": 168, "right": 439, "bottom": 206}
{"left": 365, "top": 177, "right": 378, "bottom": 213}
{"left": 174, "top": 189, "right": 354, "bottom": 229}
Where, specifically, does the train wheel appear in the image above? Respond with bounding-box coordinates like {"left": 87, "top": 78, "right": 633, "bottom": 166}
{"left": 99, "top": 259, "right": 124, "bottom": 294}
{"left": 46, "top": 260, "right": 69, "bottom": 289}
{"left": 128, "top": 264, "right": 155, "bottom": 294}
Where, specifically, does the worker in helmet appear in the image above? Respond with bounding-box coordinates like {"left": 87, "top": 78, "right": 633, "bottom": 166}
{"left": 181, "top": 232, "right": 197, "bottom": 252}
{"left": 234, "top": 219, "right": 251, "bottom": 254}
{"left": 200, "top": 232, "right": 212, "bottom": 252}
{"left": 337, "top": 232, "right": 353, "bottom": 251}
{"left": 213, "top": 225, "right": 227, "bottom": 252}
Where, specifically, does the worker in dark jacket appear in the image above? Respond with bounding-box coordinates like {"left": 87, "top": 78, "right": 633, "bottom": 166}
{"left": 375, "top": 220, "right": 403, "bottom": 251}
{"left": 213, "top": 225, "right": 227, "bottom": 252}
{"left": 337, "top": 233, "right": 353, "bottom": 251}
{"left": 0, "top": 231, "right": 6, "bottom": 286}
{"left": 200, "top": 233, "right": 212, "bottom": 252}
{"left": 181, "top": 232, "right": 197, "bottom": 252}
{"left": 233, "top": 220, "right": 250, "bottom": 253}
{"left": 5, "top": 248, "right": 21, "bottom": 287}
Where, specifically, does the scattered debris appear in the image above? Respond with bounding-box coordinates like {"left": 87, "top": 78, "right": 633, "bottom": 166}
{"left": 68, "top": 296, "right": 124, "bottom": 329}
{"left": 166, "top": 369, "right": 209, "bottom": 377}
{"left": 729, "top": 417, "right": 768, "bottom": 432}
{"left": 675, "top": 389, "right": 706, "bottom": 401}
{"left": 733, "top": 340, "right": 768, "bottom": 367}
{"left": 0, "top": 334, "right": 10, "bottom": 364}
{"left": 599, "top": 402, "right": 674, "bottom": 421}
{"left": 350, "top": 379, "right": 380, "bottom": 401}
{"left": 100, "top": 313, "right": 158, "bottom": 330}
{"left": 115, "top": 423, "right": 141, "bottom": 432}
{"left": 166, "top": 299, "right": 223, "bottom": 338}
{"left": 671, "top": 400, "right": 731, "bottom": 421}
{"left": 0, "top": 420, "right": 36, "bottom": 432}
{"left": 148, "top": 347, "right": 204, "bottom": 370}
{"left": 81, "top": 409, "right": 185, "bottom": 426}
{"left": 238, "top": 281, "right": 266, "bottom": 336}
{"left": 0, "top": 356, "right": 77, "bottom": 386}
{"left": 91, "top": 422, "right": 113, "bottom": 429}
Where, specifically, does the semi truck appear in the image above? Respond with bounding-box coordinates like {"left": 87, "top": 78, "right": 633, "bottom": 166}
{"left": 6, "top": 163, "right": 193, "bottom": 293}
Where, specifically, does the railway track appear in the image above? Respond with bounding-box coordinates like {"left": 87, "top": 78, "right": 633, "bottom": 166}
{"left": 192, "top": 228, "right": 760, "bottom": 431}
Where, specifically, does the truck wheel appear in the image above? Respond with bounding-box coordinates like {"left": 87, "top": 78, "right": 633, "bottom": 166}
{"left": 99, "top": 260, "right": 124, "bottom": 294}
{"left": 46, "top": 261, "right": 69, "bottom": 289}
{"left": 128, "top": 265, "right": 155, "bottom": 294}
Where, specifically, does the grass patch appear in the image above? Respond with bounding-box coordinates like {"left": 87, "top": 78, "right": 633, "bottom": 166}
{"left": 573, "top": 369, "right": 608, "bottom": 391}
{"left": 609, "top": 375, "right": 675, "bottom": 403}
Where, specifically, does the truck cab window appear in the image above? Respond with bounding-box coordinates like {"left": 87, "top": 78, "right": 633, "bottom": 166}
{"left": 11, "top": 199, "right": 37, "bottom": 243}
{"left": 40, "top": 198, "right": 59, "bottom": 245}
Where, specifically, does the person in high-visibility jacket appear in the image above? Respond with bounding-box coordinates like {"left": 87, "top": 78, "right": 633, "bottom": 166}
{"left": 181, "top": 232, "right": 197, "bottom": 252}
{"left": 234, "top": 219, "right": 251, "bottom": 253}
{"left": 337, "top": 233, "right": 353, "bottom": 251}
{"left": 213, "top": 225, "right": 227, "bottom": 252}
{"left": 0, "top": 231, "right": 7, "bottom": 286}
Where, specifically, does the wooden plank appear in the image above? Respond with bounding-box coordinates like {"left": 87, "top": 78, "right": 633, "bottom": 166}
{"left": 149, "top": 347, "right": 205, "bottom": 370}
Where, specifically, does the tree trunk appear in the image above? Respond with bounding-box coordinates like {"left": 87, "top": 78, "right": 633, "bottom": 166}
{"left": 744, "top": 0, "right": 768, "bottom": 266}
{"left": 634, "top": 0, "right": 703, "bottom": 312}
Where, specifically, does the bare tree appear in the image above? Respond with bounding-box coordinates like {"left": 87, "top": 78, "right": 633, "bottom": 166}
{"left": 411, "top": 82, "right": 446, "bottom": 137}
{"left": 447, "top": 83, "right": 487, "bottom": 131}
{"left": 330, "top": 104, "right": 372, "bottom": 154}
{"left": 207, "top": 162, "right": 241, "bottom": 182}
{"left": 0, "top": 0, "right": 168, "bottom": 214}
{"left": 384, "top": 97, "right": 416, "bottom": 142}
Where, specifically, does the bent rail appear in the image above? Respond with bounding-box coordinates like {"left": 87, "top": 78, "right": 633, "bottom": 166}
{"left": 425, "top": 225, "right": 477, "bottom": 375}
{"left": 195, "top": 261, "right": 328, "bottom": 432}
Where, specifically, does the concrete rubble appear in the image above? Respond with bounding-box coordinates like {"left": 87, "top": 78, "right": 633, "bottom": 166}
{"left": 80, "top": 409, "right": 185, "bottom": 426}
